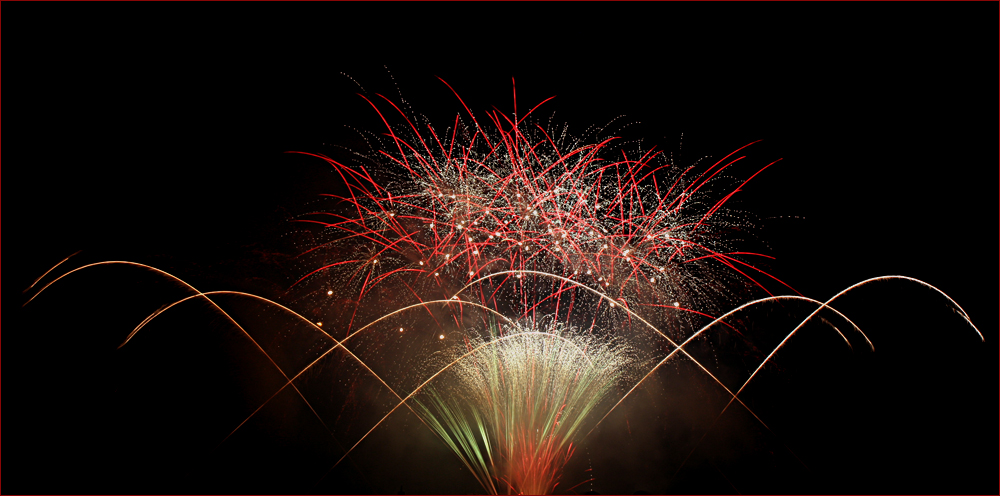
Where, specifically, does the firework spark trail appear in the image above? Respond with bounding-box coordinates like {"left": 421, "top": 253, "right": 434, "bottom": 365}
{"left": 671, "top": 275, "right": 984, "bottom": 480}
{"left": 590, "top": 294, "right": 872, "bottom": 435}
{"left": 721, "top": 276, "right": 982, "bottom": 418}
{"left": 580, "top": 294, "right": 871, "bottom": 477}
{"left": 23, "top": 250, "right": 81, "bottom": 293}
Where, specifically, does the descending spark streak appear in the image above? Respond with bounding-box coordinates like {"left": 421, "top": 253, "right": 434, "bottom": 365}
{"left": 671, "top": 275, "right": 984, "bottom": 480}
{"left": 726, "top": 276, "right": 983, "bottom": 420}
{"left": 24, "top": 250, "right": 81, "bottom": 293}
{"left": 24, "top": 261, "right": 199, "bottom": 308}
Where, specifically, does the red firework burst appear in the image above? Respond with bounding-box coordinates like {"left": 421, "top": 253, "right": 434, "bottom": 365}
{"left": 286, "top": 78, "right": 795, "bottom": 340}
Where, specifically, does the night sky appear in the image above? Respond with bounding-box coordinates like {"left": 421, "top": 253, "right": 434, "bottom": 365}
{"left": 4, "top": 3, "right": 997, "bottom": 495}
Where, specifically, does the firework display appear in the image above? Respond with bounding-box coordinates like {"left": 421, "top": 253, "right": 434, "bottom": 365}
{"left": 258, "top": 83, "right": 814, "bottom": 493}
{"left": 17, "top": 74, "right": 990, "bottom": 496}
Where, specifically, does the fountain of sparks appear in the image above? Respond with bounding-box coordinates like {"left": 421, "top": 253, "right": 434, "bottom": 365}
{"left": 413, "top": 318, "right": 637, "bottom": 495}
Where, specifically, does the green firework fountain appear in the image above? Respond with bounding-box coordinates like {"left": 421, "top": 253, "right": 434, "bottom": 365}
{"left": 414, "top": 319, "right": 636, "bottom": 495}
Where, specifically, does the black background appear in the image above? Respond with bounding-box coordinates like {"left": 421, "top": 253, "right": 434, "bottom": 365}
{"left": 3, "top": 3, "right": 997, "bottom": 495}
